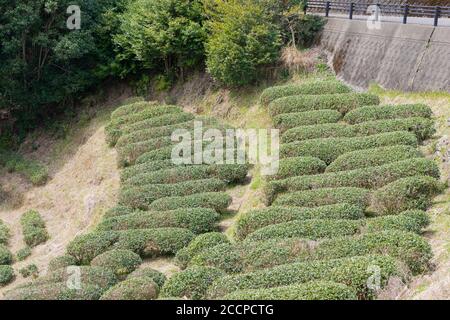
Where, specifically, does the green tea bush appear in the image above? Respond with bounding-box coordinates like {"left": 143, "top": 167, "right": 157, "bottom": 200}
{"left": 344, "top": 104, "right": 433, "bottom": 124}
{"left": 269, "top": 93, "right": 380, "bottom": 116}
{"left": 267, "top": 157, "right": 326, "bottom": 181}
{"left": 121, "top": 112, "right": 195, "bottom": 136}
{"left": 91, "top": 249, "right": 142, "bottom": 280}
{"left": 117, "top": 136, "right": 173, "bottom": 166}
{"left": 364, "top": 210, "right": 430, "bottom": 234}
{"left": 266, "top": 158, "right": 439, "bottom": 202}
{"left": 48, "top": 255, "right": 78, "bottom": 272}
{"left": 326, "top": 145, "right": 421, "bottom": 172}
{"left": 121, "top": 160, "right": 175, "bottom": 182}
{"left": 273, "top": 110, "right": 342, "bottom": 132}
{"left": 16, "top": 247, "right": 32, "bottom": 261}
{"left": 260, "top": 80, "right": 351, "bottom": 105}
{"left": 128, "top": 267, "right": 166, "bottom": 288}
{"left": 100, "top": 277, "right": 159, "bottom": 300}
{"left": 208, "top": 255, "right": 405, "bottom": 300}
{"left": 0, "top": 265, "right": 14, "bottom": 286}
{"left": 280, "top": 131, "right": 418, "bottom": 162}
{"left": 0, "top": 220, "right": 10, "bottom": 245}
{"left": 110, "top": 101, "right": 149, "bottom": 120}
{"left": 282, "top": 117, "right": 435, "bottom": 142}
{"left": 67, "top": 228, "right": 194, "bottom": 264}
{"left": 20, "top": 210, "right": 49, "bottom": 247}
{"left": 148, "top": 192, "right": 232, "bottom": 213}
{"left": 223, "top": 281, "right": 357, "bottom": 300}
{"left": 371, "top": 176, "right": 444, "bottom": 215}
{"left": 19, "top": 264, "right": 38, "bottom": 278}
{"left": 235, "top": 204, "right": 364, "bottom": 240}
{"left": 174, "top": 232, "right": 231, "bottom": 269}
{"left": 96, "top": 208, "right": 220, "bottom": 234}
{"left": 104, "top": 206, "right": 143, "bottom": 219}
{"left": 160, "top": 266, "right": 225, "bottom": 300}
{"left": 119, "top": 179, "right": 227, "bottom": 209}
{"left": 0, "top": 245, "right": 13, "bottom": 264}
{"left": 124, "top": 164, "right": 249, "bottom": 187}
{"left": 270, "top": 187, "right": 370, "bottom": 207}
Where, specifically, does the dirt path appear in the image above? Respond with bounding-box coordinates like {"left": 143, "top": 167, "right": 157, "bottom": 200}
{"left": 0, "top": 125, "right": 120, "bottom": 297}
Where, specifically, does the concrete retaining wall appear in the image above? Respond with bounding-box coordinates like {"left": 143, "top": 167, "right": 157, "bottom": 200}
{"left": 320, "top": 18, "right": 450, "bottom": 92}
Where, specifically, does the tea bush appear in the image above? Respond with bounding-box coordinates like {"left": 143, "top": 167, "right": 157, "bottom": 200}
{"left": 20, "top": 210, "right": 49, "bottom": 247}
{"left": 273, "top": 109, "right": 342, "bottom": 132}
{"left": 344, "top": 104, "right": 432, "bottom": 124}
{"left": 91, "top": 249, "right": 142, "bottom": 280}
{"left": 148, "top": 192, "right": 232, "bottom": 213}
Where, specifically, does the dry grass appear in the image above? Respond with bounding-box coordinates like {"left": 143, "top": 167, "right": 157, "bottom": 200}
{"left": 280, "top": 46, "right": 320, "bottom": 74}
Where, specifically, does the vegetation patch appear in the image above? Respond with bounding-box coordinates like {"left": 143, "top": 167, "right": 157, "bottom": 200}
{"left": 20, "top": 210, "right": 49, "bottom": 247}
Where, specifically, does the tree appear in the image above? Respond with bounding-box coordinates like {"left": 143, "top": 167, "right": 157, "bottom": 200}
{"left": 204, "top": 0, "right": 282, "bottom": 86}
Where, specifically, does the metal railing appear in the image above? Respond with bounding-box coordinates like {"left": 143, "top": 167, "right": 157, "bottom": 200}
{"left": 305, "top": 1, "right": 450, "bottom": 26}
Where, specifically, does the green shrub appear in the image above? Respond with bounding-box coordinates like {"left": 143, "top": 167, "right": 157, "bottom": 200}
{"left": 235, "top": 203, "right": 364, "bottom": 240}
{"left": 119, "top": 179, "right": 227, "bottom": 210}
{"left": 223, "top": 281, "right": 357, "bottom": 300}
{"left": 365, "top": 210, "right": 430, "bottom": 234}
{"left": 0, "top": 265, "right": 14, "bottom": 286}
{"left": 246, "top": 219, "right": 361, "bottom": 241}
{"left": 160, "top": 266, "right": 225, "bottom": 300}
{"left": 273, "top": 109, "right": 342, "bottom": 132}
{"left": 266, "top": 158, "right": 440, "bottom": 202}
{"left": 117, "top": 136, "right": 174, "bottom": 166}
{"left": 344, "top": 104, "right": 433, "bottom": 124}
{"left": 148, "top": 192, "right": 232, "bottom": 213}
{"left": 20, "top": 210, "right": 49, "bottom": 247}
{"left": 121, "top": 160, "right": 176, "bottom": 182}
{"left": 371, "top": 176, "right": 444, "bottom": 215}
{"left": 280, "top": 131, "right": 418, "bottom": 163}
{"left": 0, "top": 220, "right": 10, "bottom": 245}
{"left": 16, "top": 247, "right": 32, "bottom": 261}
{"left": 260, "top": 80, "right": 351, "bottom": 105}
{"left": 97, "top": 208, "right": 220, "bottom": 234}
{"left": 91, "top": 249, "right": 142, "bottom": 280}
{"left": 111, "top": 101, "right": 148, "bottom": 120}
{"left": 326, "top": 145, "right": 421, "bottom": 172}
{"left": 208, "top": 255, "right": 405, "bottom": 300}
{"left": 268, "top": 93, "right": 380, "bottom": 117}
{"left": 174, "top": 232, "right": 230, "bottom": 269}
{"left": 48, "top": 255, "right": 78, "bottom": 272}
{"left": 67, "top": 228, "right": 194, "bottom": 264}
{"left": 0, "top": 151, "right": 48, "bottom": 185}
{"left": 282, "top": 117, "right": 435, "bottom": 142}
{"left": 270, "top": 187, "right": 370, "bottom": 207}
{"left": 100, "top": 277, "right": 159, "bottom": 300}
{"left": 19, "top": 264, "right": 38, "bottom": 278}
{"left": 104, "top": 206, "right": 143, "bottom": 219}
{"left": 191, "top": 230, "right": 431, "bottom": 275}
{"left": 121, "top": 112, "right": 195, "bottom": 136}
{"left": 0, "top": 245, "right": 13, "bottom": 264}
{"left": 125, "top": 164, "right": 249, "bottom": 187}
{"left": 128, "top": 267, "right": 166, "bottom": 288}
{"left": 267, "top": 156, "right": 326, "bottom": 181}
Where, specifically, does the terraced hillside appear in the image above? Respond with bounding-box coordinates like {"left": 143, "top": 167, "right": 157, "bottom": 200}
{"left": 1, "top": 79, "right": 446, "bottom": 300}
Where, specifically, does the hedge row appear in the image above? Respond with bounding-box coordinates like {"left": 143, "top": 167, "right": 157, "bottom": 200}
{"left": 272, "top": 187, "right": 370, "bottom": 208}
{"left": 96, "top": 208, "right": 220, "bottom": 234}
{"left": 0, "top": 265, "right": 14, "bottom": 286}
{"left": 100, "top": 277, "right": 159, "bottom": 300}
{"left": 127, "top": 267, "right": 167, "bottom": 288}
{"left": 344, "top": 104, "right": 433, "bottom": 124}
{"left": 124, "top": 164, "right": 249, "bottom": 187}
{"left": 245, "top": 210, "right": 429, "bottom": 241}
{"left": 174, "top": 232, "right": 231, "bottom": 269}
{"left": 121, "top": 160, "right": 176, "bottom": 182}
{"left": 223, "top": 280, "right": 357, "bottom": 300}
{"left": 91, "top": 249, "right": 142, "bottom": 280}
{"left": 148, "top": 192, "right": 232, "bottom": 213}
{"left": 160, "top": 266, "right": 225, "bottom": 300}
{"left": 371, "top": 176, "right": 444, "bottom": 215}
{"left": 110, "top": 101, "right": 149, "bottom": 120}
{"left": 273, "top": 109, "right": 342, "bottom": 132}
{"left": 280, "top": 131, "right": 418, "bottom": 163}
{"left": 235, "top": 203, "right": 365, "bottom": 240}
{"left": 104, "top": 205, "right": 143, "bottom": 219}
{"left": 189, "top": 230, "right": 431, "bottom": 274}
{"left": 208, "top": 255, "right": 404, "bottom": 300}
{"left": 325, "top": 145, "right": 421, "bottom": 172}
{"left": 0, "top": 245, "right": 13, "bottom": 265}
{"left": 0, "top": 220, "right": 9, "bottom": 245}
{"left": 20, "top": 210, "right": 49, "bottom": 247}
{"left": 117, "top": 136, "right": 173, "bottom": 166}
{"left": 266, "top": 158, "right": 439, "bottom": 203}
{"left": 268, "top": 93, "right": 380, "bottom": 117}
{"left": 282, "top": 117, "right": 435, "bottom": 143}
{"left": 48, "top": 255, "right": 78, "bottom": 272}
{"left": 267, "top": 156, "right": 326, "bottom": 181}
{"left": 119, "top": 178, "right": 227, "bottom": 209}
{"left": 260, "top": 80, "right": 351, "bottom": 105}
{"left": 67, "top": 228, "right": 194, "bottom": 264}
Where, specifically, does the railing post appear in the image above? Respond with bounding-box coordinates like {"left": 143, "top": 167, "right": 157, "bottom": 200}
{"left": 403, "top": 4, "right": 409, "bottom": 24}
{"left": 325, "top": 1, "right": 330, "bottom": 17}
{"left": 303, "top": 2, "right": 308, "bottom": 15}
{"left": 349, "top": 2, "right": 354, "bottom": 20}
{"left": 434, "top": 6, "right": 440, "bottom": 27}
